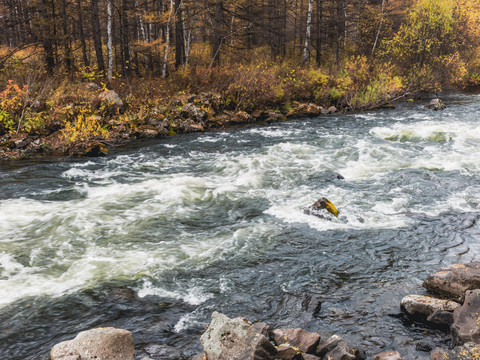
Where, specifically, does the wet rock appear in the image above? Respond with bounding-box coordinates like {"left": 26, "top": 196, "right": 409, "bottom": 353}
{"left": 302, "top": 355, "right": 321, "bottom": 360}
{"left": 135, "top": 125, "right": 160, "bottom": 138}
{"left": 430, "top": 343, "right": 480, "bottom": 360}
{"left": 140, "top": 344, "right": 186, "bottom": 360}
{"left": 304, "top": 197, "right": 339, "bottom": 218}
{"left": 181, "top": 103, "right": 207, "bottom": 123}
{"left": 50, "top": 327, "right": 135, "bottom": 360}
{"left": 427, "top": 98, "right": 446, "bottom": 111}
{"left": 231, "top": 111, "right": 252, "bottom": 124}
{"left": 253, "top": 322, "right": 270, "bottom": 337}
{"left": 427, "top": 309, "right": 454, "bottom": 327}
{"left": 276, "top": 344, "right": 301, "bottom": 359}
{"left": 177, "top": 120, "right": 204, "bottom": 133}
{"left": 400, "top": 294, "right": 460, "bottom": 317}
{"left": 314, "top": 335, "right": 362, "bottom": 360}
{"left": 68, "top": 141, "right": 109, "bottom": 157}
{"left": 451, "top": 289, "right": 480, "bottom": 346}
{"left": 423, "top": 262, "right": 480, "bottom": 302}
{"left": 373, "top": 351, "right": 403, "bottom": 360}
{"left": 200, "top": 311, "right": 278, "bottom": 360}
{"left": 416, "top": 341, "right": 434, "bottom": 352}
{"left": 271, "top": 328, "right": 321, "bottom": 354}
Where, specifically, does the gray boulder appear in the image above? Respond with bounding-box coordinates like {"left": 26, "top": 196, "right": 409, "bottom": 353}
{"left": 181, "top": 103, "right": 207, "bottom": 123}
{"left": 451, "top": 289, "right": 480, "bottom": 346}
{"left": 50, "top": 327, "right": 135, "bottom": 360}
{"left": 271, "top": 328, "right": 321, "bottom": 354}
{"left": 400, "top": 294, "right": 460, "bottom": 317}
{"left": 427, "top": 98, "right": 446, "bottom": 111}
{"left": 200, "top": 311, "right": 278, "bottom": 360}
{"left": 423, "top": 262, "right": 480, "bottom": 302}
{"left": 97, "top": 90, "right": 123, "bottom": 107}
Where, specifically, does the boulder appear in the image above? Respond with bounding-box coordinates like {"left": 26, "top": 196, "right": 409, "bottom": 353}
{"left": 400, "top": 294, "right": 460, "bottom": 317}
{"left": 181, "top": 103, "right": 207, "bottom": 123}
{"left": 451, "top": 289, "right": 480, "bottom": 346}
{"left": 427, "top": 98, "right": 446, "bottom": 111}
{"left": 96, "top": 90, "right": 124, "bottom": 114}
{"left": 373, "top": 351, "right": 403, "bottom": 360}
{"left": 265, "top": 110, "right": 286, "bottom": 123}
{"left": 286, "top": 103, "right": 322, "bottom": 118}
{"left": 271, "top": 328, "right": 321, "bottom": 354}
{"left": 200, "top": 311, "right": 278, "bottom": 360}
{"left": 423, "top": 262, "right": 480, "bottom": 302}
{"left": 252, "top": 322, "right": 270, "bottom": 337}
{"left": 50, "top": 327, "right": 135, "bottom": 360}
{"left": 231, "top": 111, "right": 252, "bottom": 124}
{"left": 322, "top": 106, "right": 337, "bottom": 115}
{"left": 416, "top": 342, "right": 433, "bottom": 352}
{"left": 276, "top": 344, "right": 301, "bottom": 360}
{"left": 427, "top": 309, "right": 454, "bottom": 327}
{"left": 314, "top": 335, "right": 363, "bottom": 360}
{"left": 135, "top": 125, "right": 160, "bottom": 138}
{"left": 302, "top": 355, "right": 321, "bottom": 360}
{"left": 85, "top": 82, "right": 101, "bottom": 91}
{"left": 430, "top": 343, "right": 480, "bottom": 360}
{"left": 191, "top": 354, "right": 205, "bottom": 360}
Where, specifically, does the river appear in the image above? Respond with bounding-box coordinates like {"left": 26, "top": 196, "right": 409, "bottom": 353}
{"left": 1, "top": 93, "right": 480, "bottom": 359}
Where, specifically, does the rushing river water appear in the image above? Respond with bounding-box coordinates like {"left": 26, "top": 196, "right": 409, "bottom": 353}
{"left": 1, "top": 93, "right": 480, "bottom": 359}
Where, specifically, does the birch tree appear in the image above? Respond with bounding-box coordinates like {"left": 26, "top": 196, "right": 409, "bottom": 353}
{"left": 107, "top": 0, "right": 113, "bottom": 81}
{"left": 303, "top": 0, "right": 313, "bottom": 64}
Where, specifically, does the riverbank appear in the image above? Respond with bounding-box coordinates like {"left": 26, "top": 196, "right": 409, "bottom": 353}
{"left": 0, "top": 58, "right": 411, "bottom": 161}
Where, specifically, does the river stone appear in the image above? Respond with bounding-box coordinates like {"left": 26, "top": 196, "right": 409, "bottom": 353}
{"left": 135, "top": 125, "right": 160, "bottom": 138}
{"left": 400, "top": 294, "right": 460, "bottom": 317}
{"left": 373, "top": 351, "right": 403, "bottom": 360}
{"left": 271, "top": 328, "right": 320, "bottom": 354}
{"left": 276, "top": 344, "right": 300, "bottom": 359}
{"left": 427, "top": 98, "right": 446, "bottom": 111}
{"left": 141, "top": 344, "right": 186, "bottom": 360}
{"left": 314, "top": 335, "right": 358, "bottom": 360}
{"left": 252, "top": 322, "right": 270, "bottom": 336}
{"left": 231, "top": 111, "right": 252, "bottom": 124}
{"left": 451, "top": 289, "right": 480, "bottom": 346}
{"left": 430, "top": 343, "right": 480, "bottom": 360}
{"left": 423, "top": 262, "right": 480, "bottom": 302}
{"left": 181, "top": 103, "right": 207, "bottom": 123}
{"left": 191, "top": 354, "right": 205, "bottom": 360}
{"left": 427, "top": 309, "right": 454, "bottom": 327}
{"left": 200, "top": 311, "right": 278, "bottom": 360}
{"left": 50, "top": 327, "right": 135, "bottom": 360}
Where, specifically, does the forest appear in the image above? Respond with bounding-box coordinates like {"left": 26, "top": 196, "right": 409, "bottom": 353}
{"left": 0, "top": 0, "right": 480, "bottom": 157}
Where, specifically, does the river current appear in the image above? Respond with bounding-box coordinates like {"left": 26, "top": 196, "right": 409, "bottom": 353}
{"left": 1, "top": 93, "right": 480, "bottom": 359}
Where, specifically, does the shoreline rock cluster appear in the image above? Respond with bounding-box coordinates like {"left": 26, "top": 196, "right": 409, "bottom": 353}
{"left": 400, "top": 262, "right": 480, "bottom": 359}
{"left": 48, "top": 261, "right": 480, "bottom": 360}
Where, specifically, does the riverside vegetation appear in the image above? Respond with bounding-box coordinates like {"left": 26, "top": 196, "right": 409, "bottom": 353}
{"left": 1, "top": 0, "right": 480, "bottom": 160}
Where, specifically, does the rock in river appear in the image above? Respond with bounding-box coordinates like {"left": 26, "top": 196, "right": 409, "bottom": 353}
{"left": 200, "top": 311, "right": 278, "bottom": 360}
{"left": 423, "top": 262, "right": 480, "bottom": 302}
{"left": 50, "top": 327, "right": 135, "bottom": 360}
{"left": 400, "top": 294, "right": 460, "bottom": 318}
{"left": 451, "top": 289, "right": 480, "bottom": 346}
{"left": 271, "top": 328, "right": 321, "bottom": 354}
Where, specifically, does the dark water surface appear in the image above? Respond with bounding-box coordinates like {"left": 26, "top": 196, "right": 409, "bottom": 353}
{"left": 1, "top": 94, "right": 480, "bottom": 359}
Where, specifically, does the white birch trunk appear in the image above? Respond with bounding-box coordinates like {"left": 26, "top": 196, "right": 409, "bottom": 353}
{"left": 372, "top": 0, "right": 386, "bottom": 56}
{"left": 107, "top": 0, "right": 113, "bottom": 81}
{"left": 162, "top": 0, "right": 174, "bottom": 79}
{"left": 303, "top": 0, "right": 313, "bottom": 64}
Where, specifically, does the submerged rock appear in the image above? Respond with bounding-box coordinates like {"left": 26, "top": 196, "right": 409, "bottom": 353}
{"left": 427, "top": 98, "right": 446, "bottom": 111}
{"left": 423, "top": 262, "right": 480, "bottom": 302}
{"left": 451, "top": 289, "right": 480, "bottom": 346}
{"left": 50, "top": 327, "right": 135, "bottom": 360}
{"left": 200, "top": 311, "right": 278, "bottom": 360}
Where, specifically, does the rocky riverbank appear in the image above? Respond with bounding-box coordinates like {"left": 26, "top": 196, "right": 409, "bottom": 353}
{"left": 48, "top": 260, "right": 480, "bottom": 360}
{"left": 0, "top": 81, "right": 402, "bottom": 161}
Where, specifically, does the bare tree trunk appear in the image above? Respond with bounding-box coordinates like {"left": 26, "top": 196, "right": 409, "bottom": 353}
{"left": 90, "top": 0, "right": 105, "bottom": 73}
{"left": 162, "top": 0, "right": 173, "bottom": 78}
{"left": 107, "top": 0, "right": 113, "bottom": 81}
{"left": 371, "top": 0, "right": 386, "bottom": 57}
{"left": 61, "top": 0, "right": 72, "bottom": 70}
{"left": 303, "top": 0, "right": 313, "bottom": 64}
{"left": 40, "top": 0, "right": 55, "bottom": 73}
